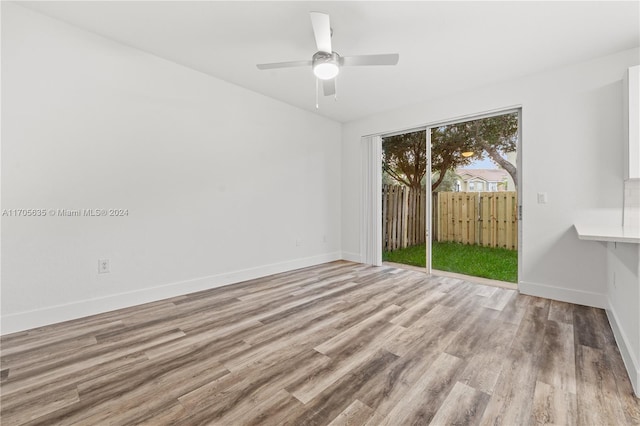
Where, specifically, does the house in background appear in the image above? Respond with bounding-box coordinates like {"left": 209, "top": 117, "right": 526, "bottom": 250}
{"left": 455, "top": 168, "right": 514, "bottom": 192}
{"left": 1, "top": 2, "right": 639, "bottom": 422}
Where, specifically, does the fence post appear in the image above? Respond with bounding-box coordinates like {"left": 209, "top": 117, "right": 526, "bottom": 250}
{"left": 402, "top": 187, "right": 409, "bottom": 248}
{"left": 382, "top": 185, "right": 387, "bottom": 251}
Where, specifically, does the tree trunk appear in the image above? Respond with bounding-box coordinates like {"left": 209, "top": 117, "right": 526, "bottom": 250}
{"left": 431, "top": 165, "right": 449, "bottom": 191}
{"left": 480, "top": 141, "right": 518, "bottom": 187}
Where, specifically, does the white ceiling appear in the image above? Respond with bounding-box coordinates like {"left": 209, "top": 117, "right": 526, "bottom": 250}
{"left": 17, "top": 1, "right": 640, "bottom": 123}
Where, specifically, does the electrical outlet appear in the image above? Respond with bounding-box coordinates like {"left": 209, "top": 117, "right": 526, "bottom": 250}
{"left": 98, "top": 258, "right": 110, "bottom": 274}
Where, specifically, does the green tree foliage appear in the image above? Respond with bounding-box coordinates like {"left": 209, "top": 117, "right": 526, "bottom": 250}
{"left": 432, "top": 112, "right": 518, "bottom": 190}
{"left": 382, "top": 130, "right": 426, "bottom": 191}
{"left": 382, "top": 113, "right": 518, "bottom": 191}
{"left": 431, "top": 169, "right": 459, "bottom": 192}
{"left": 430, "top": 125, "right": 475, "bottom": 191}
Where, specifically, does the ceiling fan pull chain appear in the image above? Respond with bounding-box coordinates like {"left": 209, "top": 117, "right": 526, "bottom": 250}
{"left": 315, "top": 77, "right": 319, "bottom": 109}
{"left": 334, "top": 77, "right": 338, "bottom": 101}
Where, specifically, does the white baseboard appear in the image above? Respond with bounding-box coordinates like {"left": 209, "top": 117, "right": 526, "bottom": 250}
{"left": 341, "top": 251, "right": 362, "bottom": 263}
{"left": 1, "top": 252, "right": 343, "bottom": 335}
{"left": 518, "top": 281, "right": 607, "bottom": 308}
{"left": 606, "top": 302, "right": 640, "bottom": 396}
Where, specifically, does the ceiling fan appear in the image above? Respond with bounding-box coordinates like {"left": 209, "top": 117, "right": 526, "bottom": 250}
{"left": 256, "top": 12, "right": 399, "bottom": 102}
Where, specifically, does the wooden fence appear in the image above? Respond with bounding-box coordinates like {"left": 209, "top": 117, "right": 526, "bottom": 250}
{"left": 435, "top": 191, "right": 518, "bottom": 250}
{"left": 382, "top": 185, "right": 518, "bottom": 251}
{"left": 382, "top": 185, "right": 426, "bottom": 251}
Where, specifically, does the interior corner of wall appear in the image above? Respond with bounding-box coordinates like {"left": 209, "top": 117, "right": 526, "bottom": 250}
{"left": 606, "top": 303, "right": 640, "bottom": 396}
{"left": 341, "top": 251, "right": 362, "bottom": 263}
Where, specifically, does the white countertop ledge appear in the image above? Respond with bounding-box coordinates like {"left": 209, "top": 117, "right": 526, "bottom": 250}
{"left": 574, "top": 224, "right": 640, "bottom": 244}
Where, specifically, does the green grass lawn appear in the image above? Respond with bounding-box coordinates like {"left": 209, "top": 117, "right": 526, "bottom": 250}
{"left": 382, "top": 241, "right": 518, "bottom": 283}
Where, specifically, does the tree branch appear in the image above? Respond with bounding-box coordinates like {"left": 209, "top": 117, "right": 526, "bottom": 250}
{"left": 478, "top": 141, "right": 518, "bottom": 187}
{"left": 384, "top": 166, "right": 411, "bottom": 187}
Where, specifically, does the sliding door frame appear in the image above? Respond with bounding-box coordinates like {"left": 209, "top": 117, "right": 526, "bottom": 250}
{"left": 364, "top": 105, "right": 522, "bottom": 281}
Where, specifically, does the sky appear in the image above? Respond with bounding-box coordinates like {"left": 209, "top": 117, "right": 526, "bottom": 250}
{"left": 465, "top": 157, "right": 497, "bottom": 169}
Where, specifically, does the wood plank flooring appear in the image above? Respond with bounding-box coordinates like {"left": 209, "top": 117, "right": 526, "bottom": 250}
{"left": 1, "top": 261, "right": 638, "bottom": 425}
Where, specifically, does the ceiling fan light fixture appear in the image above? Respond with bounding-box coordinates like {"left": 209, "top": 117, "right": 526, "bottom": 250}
{"left": 312, "top": 52, "right": 340, "bottom": 80}
{"left": 461, "top": 151, "right": 475, "bottom": 158}
{"left": 314, "top": 62, "right": 339, "bottom": 79}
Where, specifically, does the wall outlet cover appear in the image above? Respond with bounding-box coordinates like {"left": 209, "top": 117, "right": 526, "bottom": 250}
{"left": 98, "top": 258, "right": 110, "bottom": 274}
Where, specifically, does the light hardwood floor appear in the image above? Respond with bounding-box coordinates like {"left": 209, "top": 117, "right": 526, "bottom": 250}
{"left": 1, "top": 261, "right": 638, "bottom": 425}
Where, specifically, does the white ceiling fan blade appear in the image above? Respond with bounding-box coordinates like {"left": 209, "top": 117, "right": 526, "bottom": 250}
{"left": 256, "top": 60, "right": 312, "bottom": 70}
{"left": 322, "top": 79, "right": 336, "bottom": 96}
{"left": 310, "top": 12, "right": 332, "bottom": 53}
{"left": 340, "top": 54, "right": 399, "bottom": 67}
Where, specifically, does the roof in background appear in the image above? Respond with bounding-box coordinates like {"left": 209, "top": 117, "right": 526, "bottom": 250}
{"left": 456, "top": 168, "right": 510, "bottom": 182}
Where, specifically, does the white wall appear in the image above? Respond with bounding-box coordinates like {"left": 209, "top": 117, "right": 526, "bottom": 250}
{"left": 1, "top": 3, "right": 342, "bottom": 334}
{"left": 606, "top": 65, "right": 640, "bottom": 396}
{"left": 342, "top": 47, "right": 640, "bottom": 306}
{"left": 607, "top": 242, "right": 640, "bottom": 394}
